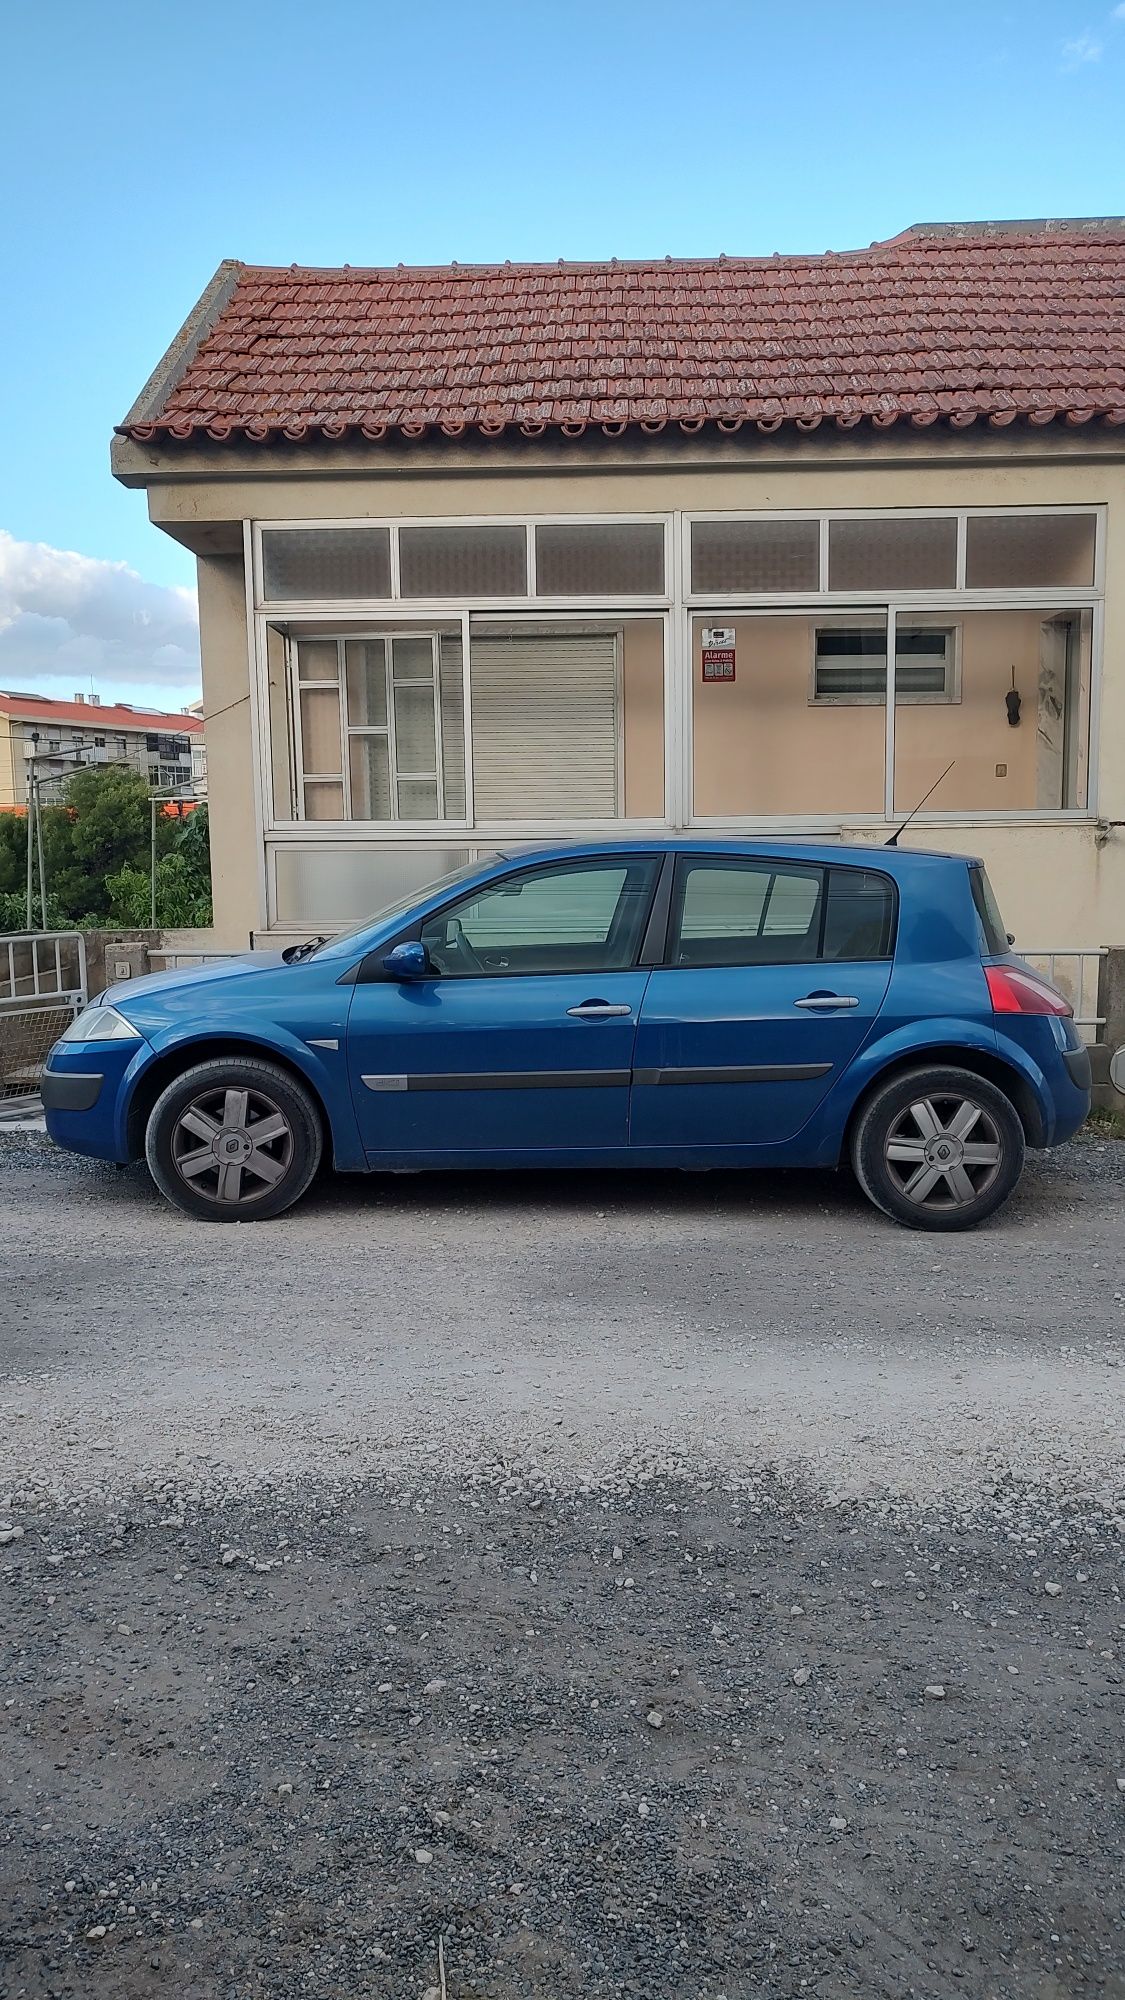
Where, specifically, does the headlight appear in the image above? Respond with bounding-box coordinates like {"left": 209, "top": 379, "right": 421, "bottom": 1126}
{"left": 59, "top": 1006, "right": 143, "bottom": 1044}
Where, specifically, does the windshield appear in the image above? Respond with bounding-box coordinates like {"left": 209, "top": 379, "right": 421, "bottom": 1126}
{"left": 307, "top": 857, "right": 495, "bottom": 957}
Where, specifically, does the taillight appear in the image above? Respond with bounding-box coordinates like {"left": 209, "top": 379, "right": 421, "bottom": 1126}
{"left": 985, "top": 963, "right": 1072, "bottom": 1017}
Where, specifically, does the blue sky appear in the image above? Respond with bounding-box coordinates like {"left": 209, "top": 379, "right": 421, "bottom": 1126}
{"left": 1, "top": 0, "right": 1123, "bottom": 706}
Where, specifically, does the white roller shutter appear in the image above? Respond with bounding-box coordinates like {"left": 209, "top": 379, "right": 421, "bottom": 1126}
{"left": 469, "top": 633, "right": 618, "bottom": 818}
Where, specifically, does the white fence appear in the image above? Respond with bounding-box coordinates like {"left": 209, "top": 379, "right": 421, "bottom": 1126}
{"left": 1021, "top": 948, "right": 1107, "bottom": 1042}
{"left": 0, "top": 932, "right": 87, "bottom": 1097}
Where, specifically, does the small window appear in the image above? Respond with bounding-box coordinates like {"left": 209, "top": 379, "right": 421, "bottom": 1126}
{"left": 821, "top": 869, "right": 896, "bottom": 961}
{"left": 418, "top": 858, "right": 659, "bottom": 978}
{"left": 145, "top": 734, "right": 159, "bottom": 752}
{"left": 261, "top": 527, "right": 392, "bottom": 601}
{"left": 534, "top": 523, "right": 664, "bottom": 596}
{"left": 670, "top": 860, "right": 824, "bottom": 968}
{"left": 398, "top": 526, "right": 526, "bottom": 598}
{"left": 94, "top": 735, "right": 105, "bottom": 747}
{"left": 812, "top": 626, "right": 957, "bottom": 704}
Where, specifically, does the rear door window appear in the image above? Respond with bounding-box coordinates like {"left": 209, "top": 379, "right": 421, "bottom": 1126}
{"left": 670, "top": 860, "right": 824, "bottom": 966}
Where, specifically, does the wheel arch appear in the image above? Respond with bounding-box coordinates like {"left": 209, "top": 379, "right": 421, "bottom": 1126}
{"left": 842, "top": 1044, "right": 1047, "bottom": 1154}
{"left": 125, "top": 1036, "right": 335, "bottom": 1162}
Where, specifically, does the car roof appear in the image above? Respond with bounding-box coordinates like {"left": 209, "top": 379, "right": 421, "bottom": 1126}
{"left": 497, "top": 837, "right": 974, "bottom": 877}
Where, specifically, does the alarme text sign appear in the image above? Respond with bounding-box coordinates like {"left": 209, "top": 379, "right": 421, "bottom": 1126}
{"left": 702, "top": 626, "right": 736, "bottom": 682}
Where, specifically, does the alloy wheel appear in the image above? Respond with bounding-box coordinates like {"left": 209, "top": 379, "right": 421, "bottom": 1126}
{"left": 883, "top": 1094, "right": 1003, "bottom": 1212}
{"left": 170, "top": 1085, "right": 295, "bottom": 1207}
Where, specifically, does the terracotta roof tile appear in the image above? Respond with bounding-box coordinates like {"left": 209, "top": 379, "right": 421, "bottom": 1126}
{"left": 121, "top": 229, "right": 1125, "bottom": 445}
{"left": 0, "top": 693, "right": 202, "bottom": 733}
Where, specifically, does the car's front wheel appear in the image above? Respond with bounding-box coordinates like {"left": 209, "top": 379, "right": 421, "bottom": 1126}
{"left": 145, "top": 1057, "right": 322, "bottom": 1221}
{"left": 850, "top": 1065, "right": 1026, "bottom": 1231}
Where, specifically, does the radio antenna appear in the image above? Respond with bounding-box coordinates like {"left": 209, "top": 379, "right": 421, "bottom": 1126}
{"left": 885, "top": 760, "right": 956, "bottom": 846}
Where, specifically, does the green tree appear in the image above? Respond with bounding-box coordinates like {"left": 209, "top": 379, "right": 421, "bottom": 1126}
{"left": 105, "top": 851, "right": 213, "bottom": 928}
{"left": 2, "top": 767, "right": 213, "bottom": 932}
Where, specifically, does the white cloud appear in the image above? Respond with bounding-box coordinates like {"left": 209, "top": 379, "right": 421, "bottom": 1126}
{"left": 0, "top": 531, "right": 200, "bottom": 704}
{"left": 1062, "top": 28, "right": 1104, "bottom": 64}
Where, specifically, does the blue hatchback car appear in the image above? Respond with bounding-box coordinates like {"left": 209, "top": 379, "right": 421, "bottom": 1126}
{"left": 42, "top": 840, "right": 1091, "bottom": 1231}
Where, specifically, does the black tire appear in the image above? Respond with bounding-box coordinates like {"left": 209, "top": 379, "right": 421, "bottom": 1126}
{"left": 850, "top": 1064, "right": 1025, "bottom": 1232}
{"left": 144, "top": 1057, "right": 323, "bottom": 1222}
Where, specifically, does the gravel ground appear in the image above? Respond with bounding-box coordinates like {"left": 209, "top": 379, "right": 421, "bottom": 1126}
{"left": 2, "top": 1133, "right": 1124, "bottom": 1999}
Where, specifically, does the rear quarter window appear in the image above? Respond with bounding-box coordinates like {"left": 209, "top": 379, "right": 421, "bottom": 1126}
{"left": 969, "top": 866, "right": 1011, "bottom": 957}
{"left": 822, "top": 868, "right": 896, "bottom": 961}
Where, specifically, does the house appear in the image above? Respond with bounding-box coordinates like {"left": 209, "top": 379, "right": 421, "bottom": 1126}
{"left": 112, "top": 219, "right": 1125, "bottom": 952}
{"left": 0, "top": 692, "right": 203, "bottom": 808}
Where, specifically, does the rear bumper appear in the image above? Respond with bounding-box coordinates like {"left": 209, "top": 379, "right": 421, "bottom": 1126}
{"left": 1063, "top": 1044, "right": 1093, "bottom": 1092}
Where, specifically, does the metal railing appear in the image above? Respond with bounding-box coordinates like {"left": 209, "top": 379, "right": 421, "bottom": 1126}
{"left": 1021, "top": 947, "right": 1107, "bottom": 1041}
{"left": 0, "top": 931, "right": 87, "bottom": 1010}
{"left": 0, "top": 932, "right": 87, "bottom": 1097}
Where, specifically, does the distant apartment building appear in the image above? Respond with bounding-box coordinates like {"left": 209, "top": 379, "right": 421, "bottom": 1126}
{"left": 0, "top": 691, "right": 205, "bottom": 807}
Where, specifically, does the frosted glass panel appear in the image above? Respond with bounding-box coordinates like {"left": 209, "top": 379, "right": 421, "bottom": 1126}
{"left": 349, "top": 736, "right": 393, "bottom": 820}
{"left": 299, "top": 688, "right": 342, "bottom": 774}
{"left": 344, "top": 641, "right": 388, "bottom": 725}
{"left": 828, "top": 516, "right": 957, "bottom": 590}
{"left": 535, "top": 522, "right": 664, "bottom": 595}
{"left": 691, "top": 518, "right": 819, "bottom": 593}
{"left": 274, "top": 845, "right": 473, "bottom": 925}
{"left": 397, "top": 779, "right": 441, "bottom": 818}
{"left": 399, "top": 526, "right": 526, "bottom": 597}
{"left": 262, "top": 528, "right": 391, "bottom": 600}
{"left": 965, "top": 514, "right": 1096, "bottom": 589}
{"left": 393, "top": 683, "right": 437, "bottom": 773}
{"left": 391, "top": 637, "right": 436, "bottom": 680}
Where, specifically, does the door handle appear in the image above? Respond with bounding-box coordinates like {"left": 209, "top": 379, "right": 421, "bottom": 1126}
{"left": 567, "top": 1002, "right": 633, "bottom": 1018}
{"left": 794, "top": 994, "right": 859, "bottom": 1010}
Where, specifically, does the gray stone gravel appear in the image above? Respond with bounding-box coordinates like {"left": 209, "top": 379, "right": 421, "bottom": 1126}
{"left": 1, "top": 1132, "right": 1123, "bottom": 1998}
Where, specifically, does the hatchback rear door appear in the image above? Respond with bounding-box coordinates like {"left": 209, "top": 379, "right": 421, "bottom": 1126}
{"left": 630, "top": 857, "right": 896, "bottom": 1149}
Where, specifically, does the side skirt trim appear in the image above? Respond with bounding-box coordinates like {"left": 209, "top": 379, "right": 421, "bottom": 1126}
{"left": 361, "top": 1070, "right": 632, "bottom": 1093}
{"left": 633, "top": 1063, "right": 833, "bottom": 1087}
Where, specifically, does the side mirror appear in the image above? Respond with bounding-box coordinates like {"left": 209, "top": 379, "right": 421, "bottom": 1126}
{"left": 382, "top": 940, "right": 431, "bottom": 980}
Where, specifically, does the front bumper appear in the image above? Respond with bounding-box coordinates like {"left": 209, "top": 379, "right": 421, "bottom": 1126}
{"left": 42, "top": 1038, "right": 149, "bottom": 1162}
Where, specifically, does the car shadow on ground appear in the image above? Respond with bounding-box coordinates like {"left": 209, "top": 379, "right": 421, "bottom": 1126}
{"left": 52, "top": 1141, "right": 1090, "bottom": 1233}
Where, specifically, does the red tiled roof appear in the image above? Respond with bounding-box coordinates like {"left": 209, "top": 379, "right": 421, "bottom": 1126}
{"left": 0, "top": 692, "right": 203, "bottom": 732}
{"left": 120, "top": 226, "right": 1125, "bottom": 447}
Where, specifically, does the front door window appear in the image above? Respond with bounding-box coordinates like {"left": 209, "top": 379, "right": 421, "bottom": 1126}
{"left": 418, "top": 858, "right": 659, "bottom": 978}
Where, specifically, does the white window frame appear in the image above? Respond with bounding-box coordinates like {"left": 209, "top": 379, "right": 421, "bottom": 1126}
{"left": 682, "top": 505, "right": 1103, "bottom": 607}
{"left": 242, "top": 505, "right": 1106, "bottom": 932}
{"left": 291, "top": 629, "right": 458, "bottom": 825}
{"left": 809, "top": 620, "right": 962, "bottom": 707}
{"left": 254, "top": 513, "right": 674, "bottom": 615}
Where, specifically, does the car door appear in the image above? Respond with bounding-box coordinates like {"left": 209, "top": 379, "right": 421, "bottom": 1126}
{"left": 346, "top": 854, "right": 661, "bottom": 1163}
{"left": 630, "top": 857, "right": 896, "bottom": 1150}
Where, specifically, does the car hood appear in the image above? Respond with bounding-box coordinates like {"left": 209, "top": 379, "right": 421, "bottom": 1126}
{"left": 102, "top": 951, "right": 288, "bottom": 1009}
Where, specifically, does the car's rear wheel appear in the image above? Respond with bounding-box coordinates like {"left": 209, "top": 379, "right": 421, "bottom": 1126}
{"left": 850, "top": 1065, "right": 1025, "bottom": 1231}
{"left": 145, "top": 1057, "right": 322, "bottom": 1221}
